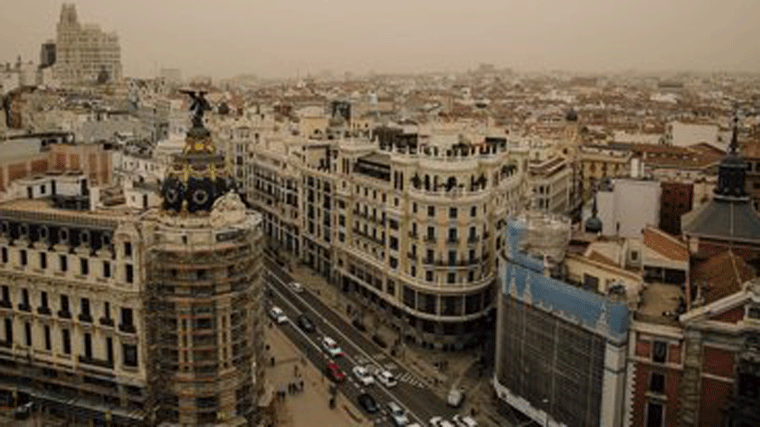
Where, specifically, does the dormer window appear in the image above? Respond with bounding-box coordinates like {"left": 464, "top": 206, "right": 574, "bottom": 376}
{"left": 748, "top": 304, "right": 760, "bottom": 321}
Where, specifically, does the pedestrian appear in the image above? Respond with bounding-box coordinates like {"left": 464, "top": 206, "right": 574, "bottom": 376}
{"left": 270, "top": 357, "right": 275, "bottom": 367}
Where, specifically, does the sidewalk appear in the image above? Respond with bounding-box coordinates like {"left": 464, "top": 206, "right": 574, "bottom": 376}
{"left": 264, "top": 322, "right": 372, "bottom": 427}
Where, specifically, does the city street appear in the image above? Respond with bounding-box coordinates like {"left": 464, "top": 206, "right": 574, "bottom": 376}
{"left": 264, "top": 260, "right": 460, "bottom": 426}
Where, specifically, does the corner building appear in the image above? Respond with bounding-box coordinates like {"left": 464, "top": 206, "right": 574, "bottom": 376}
{"left": 0, "top": 103, "right": 263, "bottom": 425}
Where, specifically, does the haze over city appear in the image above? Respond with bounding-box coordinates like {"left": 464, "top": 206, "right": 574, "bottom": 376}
{"left": 2, "top": 0, "right": 760, "bottom": 79}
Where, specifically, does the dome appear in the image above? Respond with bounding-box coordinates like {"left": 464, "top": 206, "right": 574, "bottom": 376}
{"left": 565, "top": 109, "right": 578, "bottom": 122}
{"left": 585, "top": 216, "right": 603, "bottom": 234}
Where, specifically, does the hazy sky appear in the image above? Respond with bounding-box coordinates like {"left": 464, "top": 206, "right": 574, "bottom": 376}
{"left": 1, "top": 0, "right": 759, "bottom": 79}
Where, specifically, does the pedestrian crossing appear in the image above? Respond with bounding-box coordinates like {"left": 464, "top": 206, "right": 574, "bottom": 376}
{"left": 353, "top": 353, "right": 427, "bottom": 389}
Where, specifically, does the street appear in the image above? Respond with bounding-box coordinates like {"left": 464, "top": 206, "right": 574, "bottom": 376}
{"left": 264, "top": 259, "right": 461, "bottom": 426}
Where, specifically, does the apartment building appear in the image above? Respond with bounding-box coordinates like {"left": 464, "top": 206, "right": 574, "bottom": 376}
{"left": 241, "top": 120, "right": 529, "bottom": 348}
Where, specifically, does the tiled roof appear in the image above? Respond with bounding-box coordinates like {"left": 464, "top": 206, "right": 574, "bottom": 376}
{"left": 690, "top": 250, "right": 755, "bottom": 305}
{"left": 642, "top": 226, "right": 689, "bottom": 262}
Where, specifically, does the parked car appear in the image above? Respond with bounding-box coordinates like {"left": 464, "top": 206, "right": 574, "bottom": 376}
{"left": 289, "top": 281, "right": 304, "bottom": 293}
{"left": 429, "top": 416, "right": 455, "bottom": 427}
{"left": 447, "top": 387, "right": 464, "bottom": 408}
{"left": 296, "top": 314, "right": 316, "bottom": 333}
{"left": 352, "top": 365, "right": 375, "bottom": 386}
{"left": 14, "top": 402, "right": 33, "bottom": 420}
{"left": 268, "top": 306, "right": 288, "bottom": 324}
{"left": 452, "top": 415, "right": 478, "bottom": 427}
{"left": 357, "top": 392, "right": 379, "bottom": 414}
{"left": 387, "top": 401, "right": 409, "bottom": 426}
{"left": 321, "top": 336, "right": 344, "bottom": 357}
{"left": 325, "top": 361, "right": 345, "bottom": 383}
{"left": 375, "top": 369, "right": 398, "bottom": 387}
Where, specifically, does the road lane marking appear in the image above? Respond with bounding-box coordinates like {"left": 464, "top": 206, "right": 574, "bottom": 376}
{"left": 267, "top": 268, "right": 425, "bottom": 425}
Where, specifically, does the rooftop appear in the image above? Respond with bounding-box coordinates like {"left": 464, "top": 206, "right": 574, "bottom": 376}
{"left": 634, "top": 282, "right": 684, "bottom": 326}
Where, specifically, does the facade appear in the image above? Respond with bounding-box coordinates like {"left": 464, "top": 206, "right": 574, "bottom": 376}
{"left": 53, "top": 4, "right": 122, "bottom": 86}
{"left": 592, "top": 178, "right": 661, "bottom": 239}
{"left": 0, "top": 97, "right": 264, "bottom": 425}
{"left": 659, "top": 182, "right": 694, "bottom": 236}
{"left": 529, "top": 156, "right": 572, "bottom": 214}
{"left": 238, "top": 120, "right": 529, "bottom": 348}
{"left": 494, "top": 214, "right": 631, "bottom": 427}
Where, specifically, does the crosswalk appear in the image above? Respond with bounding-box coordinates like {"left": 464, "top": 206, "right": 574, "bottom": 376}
{"left": 352, "top": 353, "right": 428, "bottom": 389}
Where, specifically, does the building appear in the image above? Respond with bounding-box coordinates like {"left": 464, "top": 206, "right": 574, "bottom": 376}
{"left": 242, "top": 122, "right": 529, "bottom": 348}
{"left": 589, "top": 178, "right": 661, "bottom": 239}
{"left": 152, "top": 98, "right": 265, "bottom": 424}
{"left": 53, "top": 4, "right": 122, "bottom": 86}
{"left": 39, "top": 40, "right": 56, "bottom": 69}
{"left": 494, "top": 213, "right": 631, "bottom": 427}
{"left": 682, "top": 121, "right": 760, "bottom": 269}
{"left": 529, "top": 155, "right": 572, "bottom": 215}
{"left": 659, "top": 182, "right": 693, "bottom": 235}
{"left": 0, "top": 95, "right": 264, "bottom": 425}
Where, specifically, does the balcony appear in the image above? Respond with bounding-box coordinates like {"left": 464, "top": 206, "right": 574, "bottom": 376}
{"left": 78, "top": 313, "right": 93, "bottom": 323}
{"left": 408, "top": 232, "right": 418, "bottom": 239}
{"left": 0, "top": 300, "right": 11, "bottom": 309}
{"left": 119, "top": 323, "right": 136, "bottom": 334}
{"left": 100, "top": 317, "right": 114, "bottom": 327}
{"left": 425, "top": 235, "right": 436, "bottom": 243}
{"left": 78, "top": 355, "right": 114, "bottom": 369}
{"left": 18, "top": 303, "right": 32, "bottom": 313}
{"left": 58, "top": 310, "right": 72, "bottom": 319}
{"left": 37, "top": 306, "right": 51, "bottom": 316}
{"left": 446, "top": 236, "right": 459, "bottom": 244}
{"left": 467, "top": 235, "right": 479, "bottom": 243}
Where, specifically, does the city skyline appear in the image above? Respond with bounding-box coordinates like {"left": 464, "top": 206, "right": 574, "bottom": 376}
{"left": 1, "top": 0, "right": 760, "bottom": 80}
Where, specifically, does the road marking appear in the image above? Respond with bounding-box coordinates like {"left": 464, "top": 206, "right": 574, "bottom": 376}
{"left": 267, "top": 269, "right": 425, "bottom": 425}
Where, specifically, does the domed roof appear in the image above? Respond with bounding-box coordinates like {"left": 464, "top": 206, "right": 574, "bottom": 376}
{"left": 585, "top": 216, "right": 603, "bottom": 233}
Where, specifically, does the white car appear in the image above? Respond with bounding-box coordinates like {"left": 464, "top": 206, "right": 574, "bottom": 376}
{"left": 353, "top": 365, "right": 375, "bottom": 386}
{"left": 268, "top": 306, "right": 288, "bottom": 324}
{"left": 452, "top": 415, "right": 478, "bottom": 427}
{"left": 375, "top": 369, "right": 398, "bottom": 387}
{"left": 447, "top": 387, "right": 464, "bottom": 407}
{"left": 387, "top": 401, "right": 409, "bottom": 426}
{"left": 289, "top": 281, "right": 304, "bottom": 293}
{"left": 321, "top": 336, "right": 343, "bottom": 357}
{"left": 429, "top": 417, "right": 455, "bottom": 427}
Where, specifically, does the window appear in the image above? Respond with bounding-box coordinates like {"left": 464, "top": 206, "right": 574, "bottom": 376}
{"left": 1, "top": 247, "right": 6, "bottom": 263}
{"left": 59, "top": 255, "right": 67, "bottom": 272}
{"left": 39, "top": 252, "right": 47, "bottom": 269}
{"left": 426, "top": 249, "right": 434, "bottom": 263}
{"left": 410, "top": 265, "right": 416, "bottom": 277}
{"left": 428, "top": 206, "right": 435, "bottom": 217}
{"left": 123, "top": 344, "right": 138, "bottom": 367}
{"left": 104, "top": 302, "right": 111, "bottom": 320}
{"left": 1, "top": 286, "right": 9, "bottom": 304}
{"left": 390, "top": 236, "right": 398, "bottom": 250}
{"left": 389, "top": 257, "right": 398, "bottom": 269}
{"left": 80, "top": 298, "right": 91, "bottom": 320}
{"left": 426, "top": 270, "right": 433, "bottom": 282}
{"left": 62, "top": 329, "right": 71, "bottom": 354}
{"left": 447, "top": 272, "right": 456, "bottom": 283}
{"left": 106, "top": 337, "right": 113, "bottom": 364}
{"left": 24, "top": 322, "right": 31, "bottom": 346}
{"left": 649, "top": 372, "right": 665, "bottom": 394}
{"left": 124, "top": 242, "right": 132, "bottom": 257}
{"left": 21, "top": 289, "right": 30, "bottom": 309}
{"left": 103, "top": 261, "right": 111, "bottom": 278}
{"left": 412, "top": 203, "right": 417, "bottom": 213}
{"left": 448, "top": 228, "right": 457, "bottom": 243}
{"left": 631, "top": 250, "right": 639, "bottom": 262}
{"left": 386, "top": 280, "right": 395, "bottom": 296}
{"left": 471, "top": 206, "right": 477, "bottom": 217}
{"left": 44, "top": 325, "right": 51, "bottom": 350}
{"left": 125, "top": 264, "right": 134, "bottom": 283}
{"left": 653, "top": 341, "right": 668, "bottom": 363}
{"left": 83, "top": 333, "right": 92, "bottom": 359}
{"left": 427, "top": 226, "right": 435, "bottom": 240}
{"left": 20, "top": 250, "right": 27, "bottom": 266}
{"left": 449, "top": 207, "right": 457, "bottom": 219}
{"left": 121, "top": 307, "right": 134, "bottom": 332}
{"left": 40, "top": 291, "right": 48, "bottom": 310}
{"left": 646, "top": 402, "right": 663, "bottom": 427}
{"left": 80, "top": 258, "right": 89, "bottom": 276}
